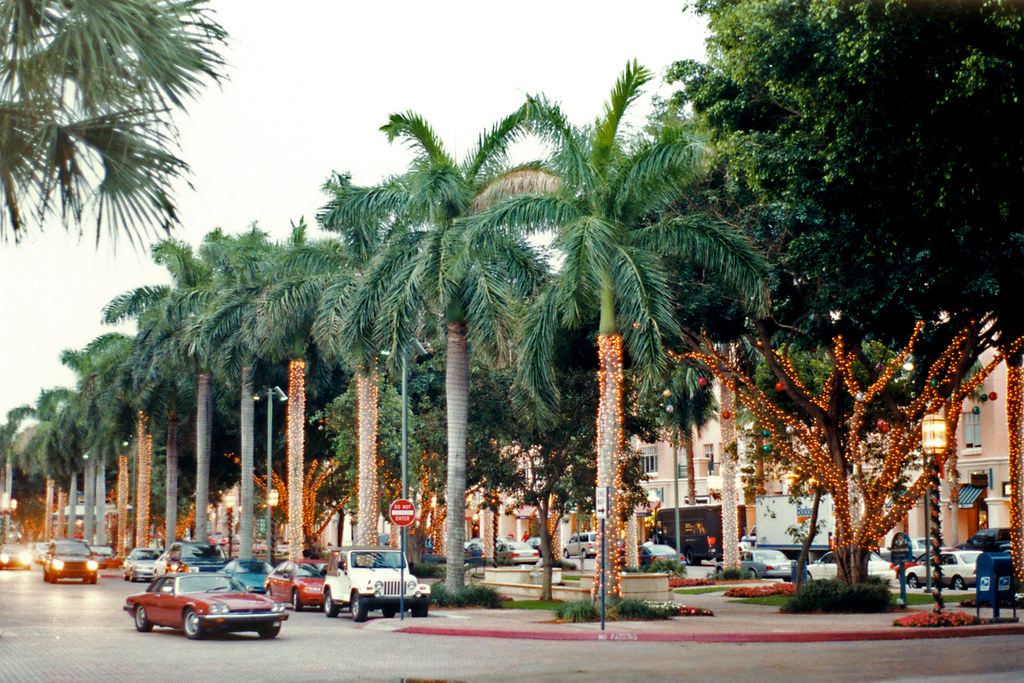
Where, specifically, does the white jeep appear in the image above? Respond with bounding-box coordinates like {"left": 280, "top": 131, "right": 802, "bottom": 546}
{"left": 322, "top": 546, "right": 431, "bottom": 622}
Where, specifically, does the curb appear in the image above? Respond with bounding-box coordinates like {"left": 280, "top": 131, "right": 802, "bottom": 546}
{"left": 394, "top": 623, "right": 1024, "bottom": 643}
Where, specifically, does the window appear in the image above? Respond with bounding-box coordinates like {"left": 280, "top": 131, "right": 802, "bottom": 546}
{"left": 678, "top": 462, "right": 688, "bottom": 479}
{"left": 640, "top": 446, "right": 658, "bottom": 475}
{"left": 963, "top": 411, "right": 982, "bottom": 449}
{"left": 704, "top": 444, "right": 715, "bottom": 474}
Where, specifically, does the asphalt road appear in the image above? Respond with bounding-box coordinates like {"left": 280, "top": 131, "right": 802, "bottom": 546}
{"left": 3, "top": 565, "right": 1024, "bottom": 683}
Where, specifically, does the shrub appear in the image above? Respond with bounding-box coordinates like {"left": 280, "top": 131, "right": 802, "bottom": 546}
{"left": 782, "top": 578, "right": 892, "bottom": 614}
{"left": 713, "top": 567, "right": 754, "bottom": 581}
{"left": 412, "top": 561, "right": 444, "bottom": 579}
{"left": 610, "top": 599, "right": 678, "bottom": 620}
{"left": 429, "top": 583, "right": 503, "bottom": 608}
{"left": 554, "top": 600, "right": 599, "bottom": 622}
{"left": 645, "top": 559, "right": 687, "bottom": 577}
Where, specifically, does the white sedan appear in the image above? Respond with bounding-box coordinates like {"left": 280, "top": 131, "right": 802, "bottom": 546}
{"left": 806, "top": 551, "right": 896, "bottom": 582}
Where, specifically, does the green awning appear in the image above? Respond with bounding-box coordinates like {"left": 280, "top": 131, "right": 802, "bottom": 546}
{"left": 958, "top": 485, "right": 985, "bottom": 508}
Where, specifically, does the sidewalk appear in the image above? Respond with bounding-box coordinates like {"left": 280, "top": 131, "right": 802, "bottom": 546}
{"left": 372, "top": 585, "right": 1024, "bottom": 643}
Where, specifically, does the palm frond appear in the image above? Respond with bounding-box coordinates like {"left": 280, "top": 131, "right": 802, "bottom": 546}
{"left": 593, "top": 60, "right": 652, "bottom": 172}
{"left": 468, "top": 166, "right": 561, "bottom": 215}
{"left": 380, "top": 111, "right": 454, "bottom": 168}
{"left": 463, "top": 106, "right": 530, "bottom": 184}
{"left": 512, "top": 287, "right": 562, "bottom": 425}
{"left": 610, "top": 245, "right": 678, "bottom": 378}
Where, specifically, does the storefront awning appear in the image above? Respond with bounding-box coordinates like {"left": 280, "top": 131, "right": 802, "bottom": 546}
{"left": 634, "top": 503, "right": 655, "bottom": 518}
{"left": 958, "top": 485, "right": 985, "bottom": 509}
{"left": 514, "top": 505, "right": 536, "bottom": 519}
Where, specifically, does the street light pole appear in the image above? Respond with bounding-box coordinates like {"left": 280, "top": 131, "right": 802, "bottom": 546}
{"left": 922, "top": 412, "right": 947, "bottom": 606}
{"left": 262, "top": 386, "right": 287, "bottom": 563}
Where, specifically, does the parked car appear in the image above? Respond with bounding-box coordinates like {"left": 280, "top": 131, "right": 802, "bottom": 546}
{"left": 526, "top": 536, "right": 542, "bottom": 551}
{"left": 495, "top": 539, "right": 540, "bottom": 565}
{"left": 639, "top": 543, "right": 680, "bottom": 567}
{"left": 463, "top": 538, "right": 484, "bottom": 566}
{"left": 124, "top": 572, "right": 288, "bottom": 639}
{"left": 0, "top": 543, "right": 33, "bottom": 570}
{"left": 42, "top": 538, "right": 98, "bottom": 583}
{"left": 322, "top": 546, "right": 430, "bottom": 622}
{"left": 153, "top": 542, "right": 228, "bottom": 577}
{"left": 938, "top": 550, "right": 983, "bottom": 590}
{"left": 265, "top": 559, "right": 326, "bottom": 610}
{"left": 123, "top": 547, "right": 162, "bottom": 582}
{"left": 806, "top": 550, "right": 896, "bottom": 582}
{"left": 880, "top": 536, "right": 927, "bottom": 562}
{"left": 91, "top": 545, "right": 121, "bottom": 569}
{"left": 715, "top": 549, "right": 792, "bottom": 579}
{"left": 31, "top": 541, "right": 49, "bottom": 565}
{"left": 959, "top": 528, "right": 1011, "bottom": 553}
{"left": 563, "top": 531, "right": 598, "bottom": 559}
{"left": 222, "top": 559, "right": 273, "bottom": 593}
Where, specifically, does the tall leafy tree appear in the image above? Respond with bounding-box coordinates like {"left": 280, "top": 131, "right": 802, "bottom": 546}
{"left": 0, "top": 0, "right": 227, "bottom": 244}
{"left": 472, "top": 61, "right": 766, "bottom": 596}
{"left": 319, "top": 112, "right": 553, "bottom": 591}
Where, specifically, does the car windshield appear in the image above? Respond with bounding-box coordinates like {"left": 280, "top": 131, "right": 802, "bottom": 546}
{"left": 233, "top": 560, "right": 271, "bottom": 574}
{"left": 755, "top": 550, "right": 788, "bottom": 562}
{"left": 53, "top": 540, "right": 90, "bottom": 555}
{"left": 182, "top": 544, "right": 226, "bottom": 560}
{"left": 296, "top": 562, "right": 325, "bottom": 577}
{"left": 130, "top": 548, "right": 161, "bottom": 560}
{"left": 93, "top": 546, "right": 113, "bottom": 556}
{"left": 177, "top": 574, "right": 243, "bottom": 593}
{"left": 350, "top": 551, "right": 404, "bottom": 569}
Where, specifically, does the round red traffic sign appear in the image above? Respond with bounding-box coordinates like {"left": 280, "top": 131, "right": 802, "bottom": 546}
{"left": 389, "top": 498, "right": 416, "bottom": 527}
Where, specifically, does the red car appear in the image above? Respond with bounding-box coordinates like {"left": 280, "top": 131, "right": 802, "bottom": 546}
{"left": 265, "top": 559, "right": 326, "bottom": 611}
{"left": 124, "top": 572, "right": 288, "bottom": 639}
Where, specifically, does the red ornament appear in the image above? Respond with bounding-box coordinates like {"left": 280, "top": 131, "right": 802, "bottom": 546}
{"left": 775, "top": 382, "right": 785, "bottom": 391}
{"left": 989, "top": 392, "right": 998, "bottom": 401}
{"left": 697, "top": 377, "right": 707, "bottom": 387}
{"left": 880, "top": 424, "right": 890, "bottom": 434}
{"left": 721, "top": 411, "right": 732, "bottom": 420}
{"left": 876, "top": 419, "right": 886, "bottom": 429}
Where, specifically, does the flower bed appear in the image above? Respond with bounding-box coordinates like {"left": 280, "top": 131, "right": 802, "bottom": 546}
{"left": 642, "top": 600, "right": 713, "bottom": 617}
{"left": 670, "top": 577, "right": 715, "bottom": 588}
{"left": 723, "top": 582, "right": 796, "bottom": 598}
{"left": 893, "top": 611, "right": 982, "bottom": 628}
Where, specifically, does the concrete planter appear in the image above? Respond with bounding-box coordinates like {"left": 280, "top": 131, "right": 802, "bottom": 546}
{"left": 578, "top": 572, "right": 671, "bottom": 601}
{"left": 484, "top": 566, "right": 562, "bottom": 585}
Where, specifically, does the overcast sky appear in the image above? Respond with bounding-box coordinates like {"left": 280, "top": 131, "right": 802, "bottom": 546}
{"left": 0, "top": 1, "right": 707, "bottom": 421}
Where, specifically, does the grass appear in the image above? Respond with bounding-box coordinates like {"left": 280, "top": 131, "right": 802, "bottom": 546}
{"left": 725, "top": 588, "right": 944, "bottom": 608}
{"left": 674, "top": 586, "right": 729, "bottom": 595}
{"left": 501, "top": 600, "right": 559, "bottom": 610}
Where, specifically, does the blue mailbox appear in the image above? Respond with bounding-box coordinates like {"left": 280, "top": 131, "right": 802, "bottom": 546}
{"left": 975, "top": 552, "right": 1016, "bottom": 619}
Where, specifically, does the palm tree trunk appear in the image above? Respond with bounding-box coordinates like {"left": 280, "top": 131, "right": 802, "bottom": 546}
{"left": 83, "top": 456, "right": 96, "bottom": 543}
{"left": 117, "top": 454, "right": 128, "bottom": 555}
{"left": 164, "top": 413, "right": 179, "bottom": 548}
{"left": 95, "top": 458, "right": 106, "bottom": 545}
{"left": 595, "top": 332, "right": 624, "bottom": 599}
{"left": 136, "top": 415, "right": 152, "bottom": 547}
{"left": 356, "top": 369, "right": 380, "bottom": 546}
{"left": 720, "top": 382, "right": 740, "bottom": 571}
{"left": 57, "top": 489, "right": 67, "bottom": 541}
{"left": 44, "top": 478, "right": 54, "bottom": 542}
{"left": 686, "top": 440, "right": 696, "bottom": 505}
{"left": 239, "top": 366, "right": 254, "bottom": 560}
{"left": 444, "top": 321, "right": 470, "bottom": 592}
{"left": 195, "top": 372, "right": 212, "bottom": 544}
{"left": 67, "top": 473, "right": 78, "bottom": 539}
{"left": 287, "top": 359, "right": 307, "bottom": 561}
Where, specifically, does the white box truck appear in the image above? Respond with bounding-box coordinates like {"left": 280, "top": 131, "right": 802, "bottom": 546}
{"left": 753, "top": 494, "right": 835, "bottom": 558}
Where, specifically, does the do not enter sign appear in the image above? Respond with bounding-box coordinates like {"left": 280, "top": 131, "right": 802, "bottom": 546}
{"left": 389, "top": 498, "right": 416, "bottom": 527}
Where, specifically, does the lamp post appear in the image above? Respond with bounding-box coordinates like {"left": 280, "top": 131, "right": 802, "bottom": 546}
{"left": 663, "top": 388, "right": 681, "bottom": 556}
{"left": 922, "top": 412, "right": 947, "bottom": 603}
{"left": 256, "top": 386, "right": 287, "bottom": 562}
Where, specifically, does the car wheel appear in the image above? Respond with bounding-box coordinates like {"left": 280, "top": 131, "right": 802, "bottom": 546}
{"left": 183, "top": 608, "right": 203, "bottom": 640}
{"left": 562, "top": 548, "right": 570, "bottom": 559}
{"left": 324, "top": 588, "right": 339, "bottom": 618}
{"left": 42, "top": 568, "right": 49, "bottom": 583}
{"left": 257, "top": 621, "right": 281, "bottom": 639}
{"left": 134, "top": 605, "right": 153, "bottom": 633}
{"left": 291, "top": 589, "right": 302, "bottom": 611}
{"left": 381, "top": 607, "right": 396, "bottom": 618}
{"left": 684, "top": 548, "right": 695, "bottom": 566}
{"left": 88, "top": 574, "right": 98, "bottom": 585}
{"left": 411, "top": 604, "right": 429, "bottom": 618}
{"left": 952, "top": 575, "right": 966, "bottom": 590}
{"left": 351, "top": 591, "right": 369, "bottom": 623}
{"left": 906, "top": 573, "right": 919, "bottom": 588}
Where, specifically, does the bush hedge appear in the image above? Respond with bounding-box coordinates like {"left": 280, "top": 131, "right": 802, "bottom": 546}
{"left": 782, "top": 578, "right": 893, "bottom": 613}
{"left": 429, "top": 583, "right": 503, "bottom": 608}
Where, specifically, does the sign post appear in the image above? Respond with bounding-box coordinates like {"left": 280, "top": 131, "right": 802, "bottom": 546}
{"left": 595, "top": 486, "right": 609, "bottom": 631}
{"left": 389, "top": 499, "right": 416, "bottom": 620}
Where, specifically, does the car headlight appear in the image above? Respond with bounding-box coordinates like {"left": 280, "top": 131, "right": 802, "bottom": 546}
{"left": 87, "top": 560, "right": 99, "bottom": 571}
{"left": 0, "top": 553, "right": 8, "bottom": 563}
{"left": 52, "top": 559, "right": 65, "bottom": 571}
{"left": 271, "top": 602, "right": 287, "bottom": 613}
{"left": 406, "top": 580, "right": 417, "bottom": 594}
{"left": 209, "top": 603, "right": 230, "bottom": 615}
{"left": 374, "top": 580, "right": 384, "bottom": 597}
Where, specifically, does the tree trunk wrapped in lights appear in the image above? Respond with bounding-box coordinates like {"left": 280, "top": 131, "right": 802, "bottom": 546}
{"left": 287, "top": 359, "right": 306, "bottom": 560}
{"left": 594, "top": 333, "right": 625, "bottom": 599}
{"left": 44, "top": 478, "right": 54, "bottom": 543}
{"left": 136, "top": 414, "right": 152, "bottom": 548}
{"left": 1006, "top": 360, "right": 1024, "bottom": 583}
{"left": 356, "top": 370, "right": 379, "bottom": 546}
{"left": 57, "top": 489, "right": 66, "bottom": 543}
{"left": 720, "top": 381, "right": 740, "bottom": 572}
{"left": 117, "top": 455, "right": 128, "bottom": 556}
{"left": 685, "top": 322, "right": 1023, "bottom": 583}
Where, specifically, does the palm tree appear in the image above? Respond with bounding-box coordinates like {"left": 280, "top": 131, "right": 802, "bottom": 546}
{"left": 318, "top": 112, "right": 553, "bottom": 591}
{"left": 0, "top": 0, "right": 227, "bottom": 244}
{"left": 472, "top": 61, "right": 767, "bottom": 596}
{"left": 662, "top": 363, "right": 717, "bottom": 515}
